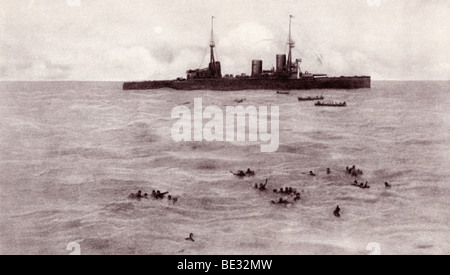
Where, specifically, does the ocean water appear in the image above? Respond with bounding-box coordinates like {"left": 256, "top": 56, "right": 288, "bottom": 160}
{"left": 0, "top": 81, "right": 449, "bottom": 255}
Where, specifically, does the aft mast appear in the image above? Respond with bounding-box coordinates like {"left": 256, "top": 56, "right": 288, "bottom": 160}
{"left": 208, "top": 16, "right": 221, "bottom": 78}
{"left": 210, "top": 16, "right": 216, "bottom": 65}
{"left": 287, "top": 15, "right": 295, "bottom": 75}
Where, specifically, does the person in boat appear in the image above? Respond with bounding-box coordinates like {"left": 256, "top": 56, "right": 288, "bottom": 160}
{"left": 281, "top": 198, "right": 289, "bottom": 204}
{"left": 294, "top": 193, "right": 301, "bottom": 201}
{"left": 254, "top": 183, "right": 259, "bottom": 189}
{"left": 327, "top": 168, "right": 331, "bottom": 174}
{"left": 233, "top": 170, "right": 245, "bottom": 177}
{"left": 363, "top": 182, "right": 370, "bottom": 189}
{"left": 309, "top": 171, "right": 316, "bottom": 176}
{"left": 259, "top": 179, "right": 268, "bottom": 191}
{"left": 131, "top": 190, "right": 142, "bottom": 199}
{"left": 246, "top": 168, "right": 255, "bottom": 176}
{"left": 156, "top": 190, "right": 169, "bottom": 199}
{"left": 334, "top": 205, "right": 341, "bottom": 218}
{"left": 143, "top": 193, "right": 149, "bottom": 199}
{"left": 151, "top": 190, "right": 157, "bottom": 198}
{"left": 185, "top": 233, "right": 195, "bottom": 242}
{"left": 385, "top": 182, "right": 391, "bottom": 188}
{"left": 349, "top": 165, "right": 356, "bottom": 174}
{"left": 168, "top": 195, "right": 178, "bottom": 204}
{"left": 272, "top": 198, "right": 289, "bottom": 204}
{"left": 273, "top": 189, "right": 278, "bottom": 193}
{"left": 280, "top": 188, "right": 284, "bottom": 193}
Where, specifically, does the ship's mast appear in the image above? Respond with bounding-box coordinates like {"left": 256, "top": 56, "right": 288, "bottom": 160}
{"left": 209, "top": 16, "right": 216, "bottom": 65}
{"left": 287, "top": 15, "right": 295, "bottom": 74}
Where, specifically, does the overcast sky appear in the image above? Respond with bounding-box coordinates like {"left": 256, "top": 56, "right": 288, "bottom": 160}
{"left": 1, "top": 0, "right": 449, "bottom": 81}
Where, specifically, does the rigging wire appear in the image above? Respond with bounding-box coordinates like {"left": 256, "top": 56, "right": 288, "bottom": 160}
{"left": 198, "top": 45, "right": 209, "bottom": 69}
{"left": 215, "top": 47, "right": 219, "bottom": 65}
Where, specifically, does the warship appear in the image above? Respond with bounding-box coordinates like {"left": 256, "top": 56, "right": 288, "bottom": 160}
{"left": 123, "top": 16, "right": 370, "bottom": 91}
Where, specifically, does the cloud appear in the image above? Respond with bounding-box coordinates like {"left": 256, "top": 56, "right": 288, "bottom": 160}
{"left": 0, "top": 0, "right": 449, "bottom": 80}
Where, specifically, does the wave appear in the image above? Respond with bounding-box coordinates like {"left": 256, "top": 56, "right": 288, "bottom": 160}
{"left": 102, "top": 202, "right": 136, "bottom": 213}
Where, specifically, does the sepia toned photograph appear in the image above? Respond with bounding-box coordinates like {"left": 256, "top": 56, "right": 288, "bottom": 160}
{"left": 0, "top": 0, "right": 449, "bottom": 257}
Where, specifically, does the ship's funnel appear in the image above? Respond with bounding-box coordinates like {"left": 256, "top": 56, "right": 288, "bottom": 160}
{"left": 276, "top": 54, "right": 286, "bottom": 72}
{"left": 251, "top": 60, "right": 263, "bottom": 77}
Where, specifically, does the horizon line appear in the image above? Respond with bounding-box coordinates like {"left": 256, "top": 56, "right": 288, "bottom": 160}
{"left": 0, "top": 79, "right": 449, "bottom": 82}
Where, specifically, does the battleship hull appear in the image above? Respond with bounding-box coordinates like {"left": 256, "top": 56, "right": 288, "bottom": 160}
{"left": 123, "top": 76, "right": 371, "bottom": 91}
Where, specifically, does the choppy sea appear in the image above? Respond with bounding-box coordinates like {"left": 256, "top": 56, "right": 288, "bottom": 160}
{"left": 0, "top": 81, "right": 449, "bottom": 254}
